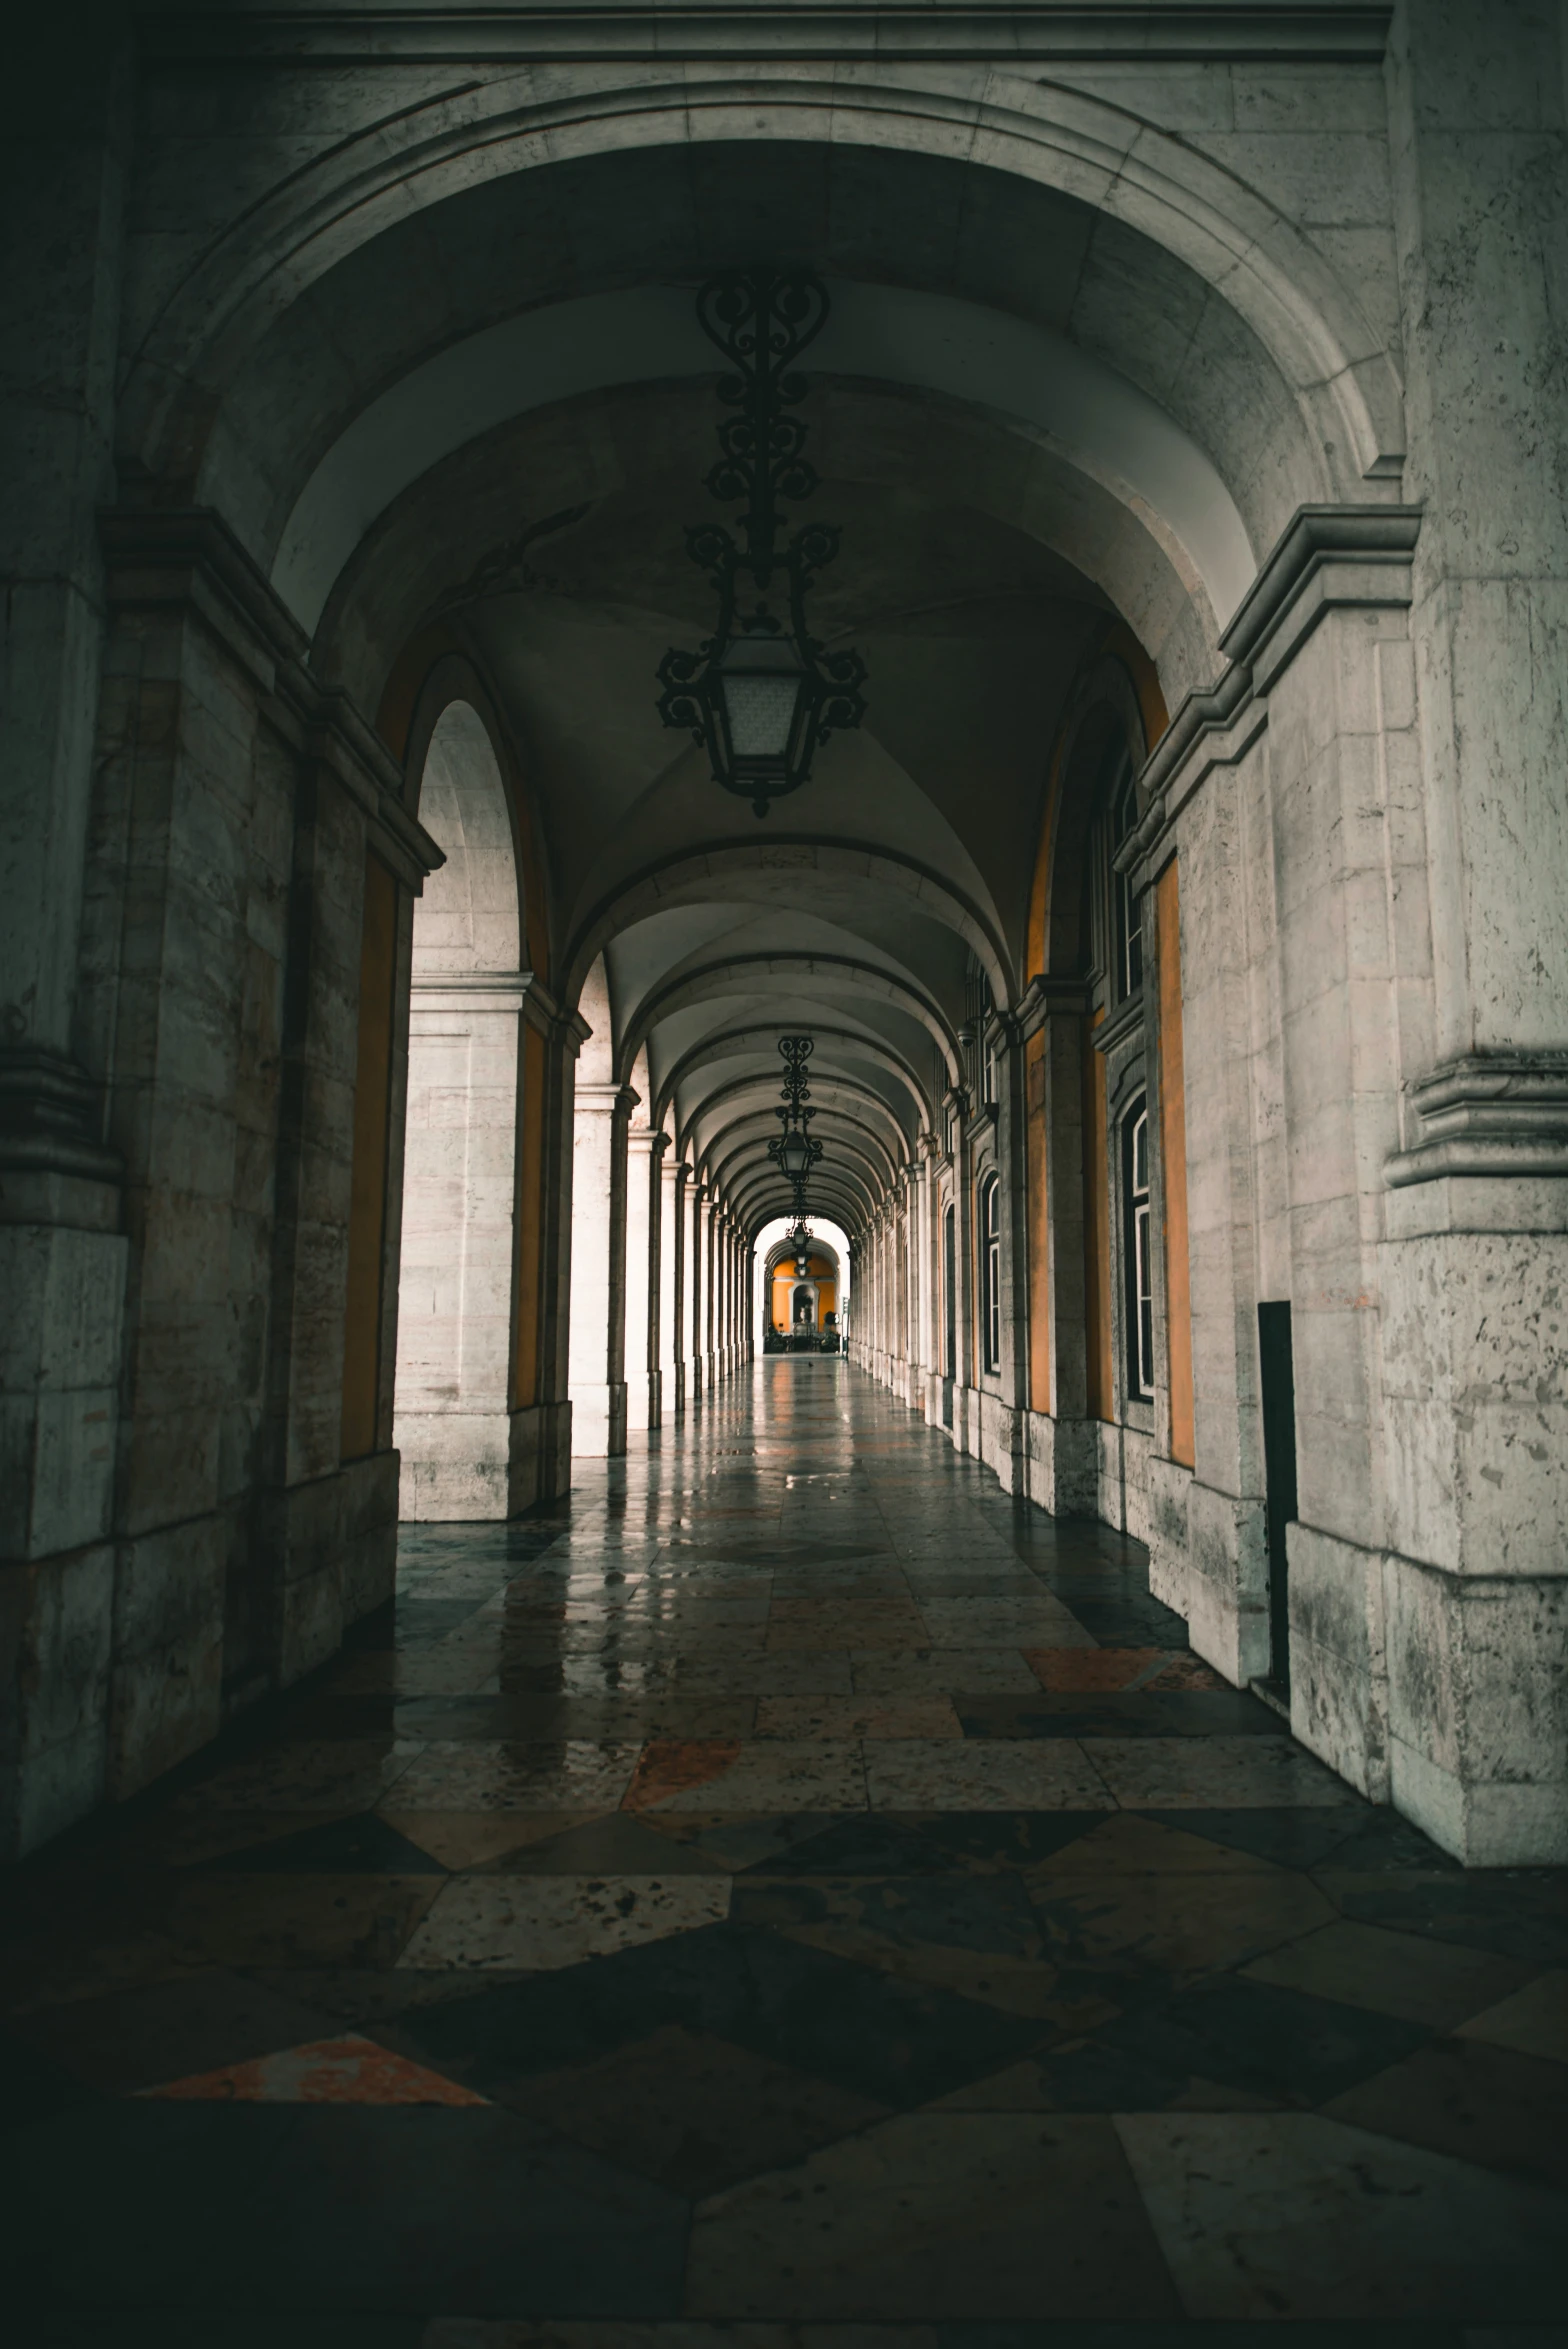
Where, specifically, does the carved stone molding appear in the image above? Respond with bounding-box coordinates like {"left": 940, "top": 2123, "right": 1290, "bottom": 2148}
{"left": 0, "top": 1044, "right": 122, "bottom": 1199}
{"left": 142, "top": 5, "right": 1396, "bottom": 65}
{"left": 1386, "top": 1051, "right": 1568, "bottom": 1187}
{"left": 1128, "top": 503, "right": 1423, "bottom": 884}
{"left": 1015, "top": 975, "right": 1091, "bottom": 1040}
{"left": 98, "top": 506, "right": 443, "bottom": 891}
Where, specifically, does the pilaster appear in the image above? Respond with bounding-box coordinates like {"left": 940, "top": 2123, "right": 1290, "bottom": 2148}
{"left": 568, "top": 1081, "right": 636, "bottom": 1456}
{"left": 623, "top": 1120, "right": 660, "bottom": 1434}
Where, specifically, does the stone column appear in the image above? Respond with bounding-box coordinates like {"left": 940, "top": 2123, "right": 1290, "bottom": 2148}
{"left": 870, "top": 1214, "right": 881, "bottom": 1375}
{"left": 1373, "top": 4, "right": 1568, "bottom": 1863}
{"left": 728, "top": 1220, "right": 741, "bottom": 1371}
{"left": 513, "top": 986, "right": 588, "bottom": 1507}
{"left": 684, "top": 1174, "right": 704, "bottom": 1403}
{"left": 746, "top": 1230, "right": 760, "bottom": 1362}
{"left": 1013, "top": 980, "right": 1099, "bottom": 1515}
{"left": 709, "top": 1204, "right": 726, "bottom": 1382}
{"left": 720, "top": 1212, "right": 734, "bottom": 1377}
{"left": 623, "top": 1119, "right": 658, "bottom": 1437}
{"left": 948, "top": 1088, "right": 976, "bottom": 1452}
{"left": 914, "top": 1133, "right": 940, "bottom": 1421}
{"left": 892, "top": 1188, "right": 907, "bottom": 1397}
{"left": 700, "top": 1187, "right": 717, "bottom": 1389}
{"left": 395, "top": 975, "right": 524, "bottom": 1517}
{"left": 567, "top": 1083, "right": 634, "bottom": 1456}
{"left": 728, "top": 1219, "right": 740, "bottom": 1373}
{"left": 661, "top": 1149, "right": 683, "bottom": 1416}
{"left": 4, "top": 505, "right": 441, "bottom": 1854}
{"left": 644, "top": 1131, "right": 668, "bottom": 1432}
{"left": 986, "top": 1009, "right": 1028, "bottom": 1495}
{"left": 0, "top": 41, "right": 134, "bottom": 1857}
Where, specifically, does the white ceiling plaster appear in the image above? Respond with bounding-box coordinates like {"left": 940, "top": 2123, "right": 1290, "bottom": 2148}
{"left": 274, "top": 280, "right": 1256, "bottom": 635}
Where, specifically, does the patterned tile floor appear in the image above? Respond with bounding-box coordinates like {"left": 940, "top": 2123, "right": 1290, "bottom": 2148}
{"left": 5, "top": 1360, "right": 1566, "bottom": 2344}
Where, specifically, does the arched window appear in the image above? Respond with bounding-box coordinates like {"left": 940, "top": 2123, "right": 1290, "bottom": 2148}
{"left": 1110, "top": 749, "right": 1144, "bottom": 1003}
{"left": 1123, "top": 1098, "right": 1154, "bottom": 1401}
{"left": 980, "top": 1173, "right": 1002, "bottom": 1374}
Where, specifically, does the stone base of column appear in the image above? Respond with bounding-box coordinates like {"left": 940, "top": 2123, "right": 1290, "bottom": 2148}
{"left": 1146, "top": 1457, "right": 1269, "bottom": 1695}
{"left": 630, "top": 1369, "right": 661, "bottom": 1433}
{"left": 509, "top": 1400, "right": 573, "bottom": 1505}
{"left": 0, "top": 1539, "right": 115, "bottom": 1860}
{"left": 0, "top": 1136, "right": 130, "bottom": 1857}
{"left": 569, "top": 1381, "right": 628, "bottom": 1457}
{"left": 264, "top": 1452, "right": 402, "bottom": 1696}
{"left": 1385, "top": 1547, "right": 1567, "bottom": 1867}
{"left": 394, "top": 1409, "right": 512, "bottom": 1520}
{"left": 949, "top": 1383, "right": 979, "bottom": 1454}
{"left": 1021, "top": 1410, "right": 1099, "bottom": 1516}
{"left": 977, "top": 1395, "right": 1026, "bottom": 1494}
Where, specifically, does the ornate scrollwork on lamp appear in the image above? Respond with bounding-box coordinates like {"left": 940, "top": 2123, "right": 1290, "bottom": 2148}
{"left": 657, "top": 270, "right": 868, "bottom": 817}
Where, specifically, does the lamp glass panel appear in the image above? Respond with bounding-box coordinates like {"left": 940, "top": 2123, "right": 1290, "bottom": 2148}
{"left": 719, "top": 632, "right": 806, "bottom": 758}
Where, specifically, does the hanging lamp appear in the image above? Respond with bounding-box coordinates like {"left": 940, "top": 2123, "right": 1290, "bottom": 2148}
{"left": 657, "top": 269, "right": 868, "bottom": 816}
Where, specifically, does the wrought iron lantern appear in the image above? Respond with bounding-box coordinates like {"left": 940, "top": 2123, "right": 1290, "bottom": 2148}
{"left": 766, "top": 1033, "right": 823, "bottom": 1213}
{"left": 657, "top": 268, "right": 867, "bottom": 816}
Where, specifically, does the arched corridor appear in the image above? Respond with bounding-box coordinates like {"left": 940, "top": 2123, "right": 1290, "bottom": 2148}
{"left": 5, "top": 3, "right": 1568, "bottom": 2326}
{"left": 11, "top": 11, "right": 1565, "bottom": 1879}
{"left": 5, "top": 1354, "right": 1563, "bottom": 2323}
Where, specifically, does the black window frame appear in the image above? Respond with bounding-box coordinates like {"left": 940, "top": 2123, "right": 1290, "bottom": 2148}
{"left": 1122, "top": 1096, "right": 1154, "bottom": 1402}
{"left": 1109, "top": 749, "right": 1144, "bottom": 1004}
{"left": 980, "top": 1172, "right": 1002, "bottom": 1375}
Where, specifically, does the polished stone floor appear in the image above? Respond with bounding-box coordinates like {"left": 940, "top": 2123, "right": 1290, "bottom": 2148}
{"left": 4, "top": 1361, "right": 1565, "bottom": 2343}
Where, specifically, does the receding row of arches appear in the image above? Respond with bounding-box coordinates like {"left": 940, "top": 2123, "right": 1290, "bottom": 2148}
{"left": 16, "top": 33, "right": 1553, "bottom": 1878}
{"left": 349, "top": 604, "right": 1178, "bottom": 1570}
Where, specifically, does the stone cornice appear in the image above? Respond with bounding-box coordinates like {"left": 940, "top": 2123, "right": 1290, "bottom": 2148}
{"left": 515, "top": 971, "right": 590, "bottom": 1051}
{"left": 1127, "top": 503, "right": 1421, "bottom": 887}
{"left": 1092, "top": 986, "right": 1146, "bottom": 1060}
{"left": 0, "top": 1045, "right": 123, "bottom": 1197}
{"left": 410, "top": 971, "right": 532, "bottom": 1003}
{"left": 574, "top": 1081, "right": 637, "bottom": 1117}
{"left": 1014, "top": 975, "right": 1091, "bottom": 1038}
{"left": 99, "top": 506, "right": 444, "bottom": 891}
{"left": 139, "top": 4, "right": 1394, "bottom": 65}
{"left": 1218, "top": 502, "right": 1421, "bottom": 687}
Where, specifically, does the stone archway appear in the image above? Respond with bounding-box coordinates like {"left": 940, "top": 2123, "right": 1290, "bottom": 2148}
{"left": 9, "top": 13, "right": 1562, "bottom": 1873}
{"left": 394, "top": 699, "right": 525, "bottom": 1518}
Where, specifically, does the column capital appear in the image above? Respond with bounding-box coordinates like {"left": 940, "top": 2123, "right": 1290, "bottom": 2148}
{"left": 1015, "top": 974, "right": 1092, "bottom": 1038}
{"left": 513, "top": 972, "right": 592, "bottom": 1055}
{"left": 1386, "top": 1048, "right": 1568, "bottom": 1192}
{"left": 575, "top": 1081, "right": 638, "bottom": 1119}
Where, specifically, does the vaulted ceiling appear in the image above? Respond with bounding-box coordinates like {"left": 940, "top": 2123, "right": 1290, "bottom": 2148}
{"left": 243, "top": 135, "right": 1302, "bottom": 1240}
